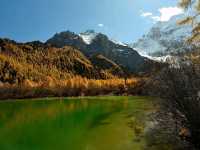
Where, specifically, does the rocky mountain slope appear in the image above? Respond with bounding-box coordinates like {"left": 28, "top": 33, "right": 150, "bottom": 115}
{"left": 46, "top": 30, "right": 160, "bottom": 73}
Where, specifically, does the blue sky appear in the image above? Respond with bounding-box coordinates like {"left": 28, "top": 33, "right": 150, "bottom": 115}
{"left": 0, "top": 0, "right": 181, "bottom": 43}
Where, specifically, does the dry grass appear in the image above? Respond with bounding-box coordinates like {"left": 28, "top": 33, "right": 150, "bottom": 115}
{"left": 0, "top": 76, "right": 141, "bottom": 100}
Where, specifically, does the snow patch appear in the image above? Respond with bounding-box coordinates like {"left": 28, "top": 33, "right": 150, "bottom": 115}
{"left": 79, "top": 31, "right": 98, "bottom": 45}
{"left": 111, "top": 39, "right": 127, "bottom": 46}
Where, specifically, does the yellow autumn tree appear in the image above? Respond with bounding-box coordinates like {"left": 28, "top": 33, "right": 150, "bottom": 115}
{"left": 178, "top": 0, "right": 200, "bottom": 43}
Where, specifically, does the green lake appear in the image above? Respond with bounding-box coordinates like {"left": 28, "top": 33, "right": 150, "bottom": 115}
{"left": 0, "top": 96, "right": 177, "bottom": 150}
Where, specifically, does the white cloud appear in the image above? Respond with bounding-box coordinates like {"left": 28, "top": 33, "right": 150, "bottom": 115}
{"left": 98, "top": 24, "right": 104, "bottom": 27}
{"left": 140, "top": 7, "right": 184, "bottom": 22}
{"left": 141, "top": 12, "right": 153, "bottom": 17}
{"left": 155, "top": 7, "right": 184, "bottom": 22}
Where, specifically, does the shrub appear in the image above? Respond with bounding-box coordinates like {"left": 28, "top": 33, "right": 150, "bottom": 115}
{"left": 147, "top": 64, "right": 200, "bottom": 148}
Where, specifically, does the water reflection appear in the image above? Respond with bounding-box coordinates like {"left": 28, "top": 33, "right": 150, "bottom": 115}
{"left": 0, "top": 97, "right": 161, "bottom": 150}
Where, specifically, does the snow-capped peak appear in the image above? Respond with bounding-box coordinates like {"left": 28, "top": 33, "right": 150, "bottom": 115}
{"left": 79, "top": 30, "right": 98, "bottom": 45}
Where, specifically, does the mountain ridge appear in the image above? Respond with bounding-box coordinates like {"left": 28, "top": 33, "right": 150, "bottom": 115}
{"left": 46, "top": 30, "right": 161, "bottom": 74}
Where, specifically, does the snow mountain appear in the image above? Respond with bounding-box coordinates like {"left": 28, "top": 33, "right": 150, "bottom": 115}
{"left": 131, "top": 11, "right": 195, "bottom": 57}
{"left": 46, "top": 30, "right": 161, "bottom": 74}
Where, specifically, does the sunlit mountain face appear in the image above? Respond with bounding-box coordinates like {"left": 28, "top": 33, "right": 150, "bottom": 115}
{"left": 131, "top": 10, "right": 196, "bottom": 58}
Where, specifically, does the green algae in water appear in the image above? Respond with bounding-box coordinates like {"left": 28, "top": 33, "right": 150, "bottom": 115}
{"left": 0, "top": 96, "right": 173, "bottom": 150}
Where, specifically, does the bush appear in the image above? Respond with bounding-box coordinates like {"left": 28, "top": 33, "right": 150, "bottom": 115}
{"left": 147, "top": 64, "right": 200, "bottom": 148}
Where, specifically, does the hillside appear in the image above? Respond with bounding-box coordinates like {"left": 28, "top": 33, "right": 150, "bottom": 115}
{"left": 0, "top": 38, "right": 125, "bottom": 84}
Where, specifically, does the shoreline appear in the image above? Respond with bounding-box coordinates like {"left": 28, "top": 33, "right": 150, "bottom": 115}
{"left": 0, "top": 95, "right": 153, "bottom": 102}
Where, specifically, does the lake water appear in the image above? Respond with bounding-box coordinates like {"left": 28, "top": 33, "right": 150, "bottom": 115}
{"left": 0, "top": 96, "right": 176, "bottom": 150}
